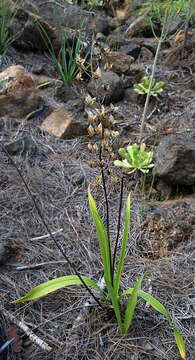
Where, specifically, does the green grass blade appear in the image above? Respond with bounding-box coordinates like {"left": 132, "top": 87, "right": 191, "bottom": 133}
{"left": 121, "top": 288, "right": 186, "bottom": 357}
{"left": 88, "top": 187, "right": 112, "bottom": 285}
{"left": 12, "top": 275, "right": 100, "bottom": 303}
{"left": 106, "top": 282, "right": 123, "bottom": 333}
{"left": 173, "top": 328, "right": 186, "bottom": 359}
{"left": 121, "top": 288, "right": 172, "bottom": 323}
{"left": 123, "top": 275, "right": 144, "bottom": 333}
{"left": 114, "top": 193, "right": 131, "bottom": 295}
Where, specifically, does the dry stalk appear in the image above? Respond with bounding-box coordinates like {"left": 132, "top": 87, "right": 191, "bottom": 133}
{"left": 0, "top": 307, "right": 52, "bottom": 352}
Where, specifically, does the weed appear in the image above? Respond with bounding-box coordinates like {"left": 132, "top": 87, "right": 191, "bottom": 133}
{"left": 134, "top": 76, "right": 164, "bottom": 97}
{"left": 138, "top": 0, "right": 193, "bottom": 141}
{"left": 114, "top": 143, "right": 154, "bottom": 174}
{"left": 0, "top": 0, "right": 19, "bottom": 62}
{"left": 37, "top": 22, "right": 90, "bottom": 83}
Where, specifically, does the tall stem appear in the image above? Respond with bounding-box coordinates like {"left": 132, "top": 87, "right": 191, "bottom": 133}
{"left": 139, "top": 9, "right": 170, "bottom": 143}
{"left": 139, "top": 37, "right": 162, "bottom": 143}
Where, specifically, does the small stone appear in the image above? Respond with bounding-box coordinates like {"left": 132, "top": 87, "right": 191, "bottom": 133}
{"left": 40, "top": 106, "right": 88, "bottom": 138}
{"left": 102, "top": 51, "right": 134, "bottom": 74}
{"left": 87, "top": 70, "right": 124, "bottom": 105}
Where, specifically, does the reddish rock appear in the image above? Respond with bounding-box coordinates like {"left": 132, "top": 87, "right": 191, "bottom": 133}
{"left": 0, "top": 65, "right": 41, "bottom": 118}
{"left": 40, "top": 107, "right": 88, "bottom": 138}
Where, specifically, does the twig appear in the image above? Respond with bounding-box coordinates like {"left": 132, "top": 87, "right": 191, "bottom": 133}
{"left": 9, "top": 260, "right": 68, "bottom": 271}
{"left": 1, "top": 307, "right": 52, "bottom": 352}
{"left": 30, "top": 228, "right": 63, "bottom": 241}
{"left": 0, "top": 143, "right": 103, "bottom": 309}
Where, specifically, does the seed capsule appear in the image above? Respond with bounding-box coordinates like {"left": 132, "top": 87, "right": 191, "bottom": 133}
{"left": 88, "top": 125, "right": 95, "bottom": 136}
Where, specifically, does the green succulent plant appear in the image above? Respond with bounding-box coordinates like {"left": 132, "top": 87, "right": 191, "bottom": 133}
{"left": 133, "top": 76, "right": 164, "bottom": 97}
{"left": 114, "top": 143, "right": 154, "bottom": 174}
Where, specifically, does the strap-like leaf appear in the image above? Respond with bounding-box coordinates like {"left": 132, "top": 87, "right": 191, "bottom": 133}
{"left": 173, "top": 328, "right": 186, "bottom": 359}
{"left": 114, "top": 193, "right": 131, "bottom": 295}
{"left": 88, "top": 187, "right": 112, "bottom": 285}
{"left": 121, "top": 288, "right": 172, "bottom": 323}
{"left": 13, "top": 275, "right": 100, "bottom": 303}
{"left": 123, "top": 275, "right": 144, "bottom": 333}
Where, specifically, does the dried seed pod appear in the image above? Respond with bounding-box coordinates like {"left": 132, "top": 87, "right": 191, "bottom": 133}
{"left": 85, "top": 94, "right": 96, "bottom": 106}
{"left": 87, "top": 160, "right": 95, "bottom": 168}
{"left": 111, "top": 176, "right": 119, "bottom": 184}
{"left": 92, "top": 143, "right": 99, "bottom": 152}
{"left": 97, "top": 160, "right": 104, "bottom": 168}
{"left": 110, "top": 104, "right": 119, "bottom": 113}
{"left": 96, "top": 105, "right": 106, "bottom": 119}
{"left": 109, "top": 152, "right": 115, "bottom": 159}
{"left": 76, "top": 55, "right": 85, "bottom": 67}
{"left": 88, "top": 125, "right": 95, "bottom": 136}
{"left": 104, "top": 128, "right": 110, "bottom": 138}
{"left": 93, "top": 66, "right": 102, "bottom": 78}
{"left": 108, "top": 114, "right": 115, "bottom": 125}
{"left": 111, "top": 130, "right": 119, "bottom": 137}
{"left": 88, "top": 143, "right": 93, "bottom": 151}
{"left": 94, "top": 175, "right": 102, "bottom": 186}
{"left": 76, "top": 72, "right": 83, "bottom": 81}
{"left": 101, "top": 139, "right": 109, "bottom": 149}
{"left": 104, "top": 63, "right": 113, "bottom": 71}
{"left": 95, "top": 123, "right": 103, "bottom": 135}
{"left": 87, "top": 110, "right": 97, "bottom": 123}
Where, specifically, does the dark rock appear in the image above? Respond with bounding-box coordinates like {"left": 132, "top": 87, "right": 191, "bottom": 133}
{"left": 3, "top": 136, "right": 37, "bottom": 156}
{"left": 54, "top": 83, "right": 79, "bottom": 103}
{"left": 119, "top": 43, "right": 141, "bottom": 60}
{"left": 87, "top": 71, "right": 124, "bottom": 105}
{"left": 102, "top": 51, "right": 134, "bottom": 74}
{"left": 107, "top": 34, "right": 128, "bottom": 49}
{"left": 155, "top": 135, "right": 195, "bottom": 186}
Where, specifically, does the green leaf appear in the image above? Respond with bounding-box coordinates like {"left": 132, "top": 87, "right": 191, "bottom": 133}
{"left": 123, "top": 275, "right": 144, "bottom": 333}
{"left": 114, "top": 160, "right": 131, "bottom": 168}
{"left": 13, "top": 275, "right": 100, "bottom": 303}
{"left": 173, "top": 328, "right": 186, "bottom": 359}
{"left": 114, "top": 193, "right": 131, "bottom": 295}
{"left": 88, "top": 187, "right": 112, "bottom": 285}
{"left": 107, "top": 282, "right": 123, "bottom": 333}
{"left": 121, "top": 288, "right": 172, "bottom": 323}
{"left": 118, "top": 148, "right": 128, "bottom": 159}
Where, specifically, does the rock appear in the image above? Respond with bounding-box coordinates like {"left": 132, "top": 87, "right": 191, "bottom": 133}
{"left": 139, "top": 47, "right": 154, "bottom": 61}
{"left": 102, "top": 50, "right": 134, "bottom": 74}
{"left": 40, "top": 105, "right": 88, "bottom": 138}
{"left": 155, "top": 135, "right": 195, "bottom": 186}
{"left": 54, "top": 82, "right": 79, "bottom": 103}
{"left": 119, "top": 43, "right": 141, "bottom": 60}
{"left": 3, "top": 136, "right": 37, "bottom": 156}
{"left": 87, "top": 70, "right": 124, "bottom": 105}
{"left": 125, "top": 14, "right": 148, "bottom": 38}
{"left": 0, "top": 65, "right": 41, "bottom": 118}
{"left": 107, "top": 34, "right": 128, "bottom": 49}
{"left": 10, "top": 10, "right": 59, "bottom": 51}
